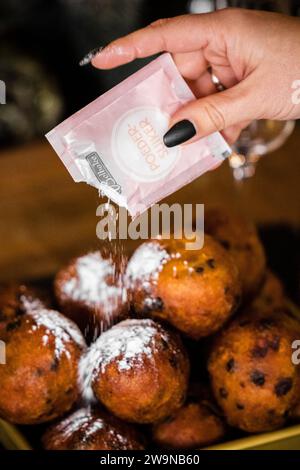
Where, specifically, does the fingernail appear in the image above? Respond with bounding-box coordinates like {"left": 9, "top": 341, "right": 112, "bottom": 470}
{"left": 163, "top": 120, "right": 196, "bottom": 148}
{"left": 79, "top": 46, "right": 105, "bottom": 66}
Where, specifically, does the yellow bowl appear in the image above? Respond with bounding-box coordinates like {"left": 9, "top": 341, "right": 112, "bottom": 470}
{"left": 205, "top": 424, "right": 300, "bottom": 450}
{"left": 0, "top": 418, "right": 31, "bottom": 450}
{"left": 1, "top": 417, "right": 300, "bottom": 450}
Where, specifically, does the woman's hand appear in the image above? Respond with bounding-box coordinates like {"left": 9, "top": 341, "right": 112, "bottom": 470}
{"left": 87, "top": 9, "right": 300, "bottom": 145}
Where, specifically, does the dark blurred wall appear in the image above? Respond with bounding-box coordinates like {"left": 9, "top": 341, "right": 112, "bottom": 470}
{"left": 0, "top": 0, "right": 188, "bottom": 114}
{"left": 0, "top": 0, "right": 299, "bottom": 147}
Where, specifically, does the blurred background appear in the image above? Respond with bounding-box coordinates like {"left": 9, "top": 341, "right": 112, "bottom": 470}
{"left": 0, "top": 0, "right": 299, "bottom": 301}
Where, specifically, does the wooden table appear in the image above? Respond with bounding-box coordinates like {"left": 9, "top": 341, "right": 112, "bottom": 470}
{"left": 0, "top": 125, "right": 299, "bottom": 282}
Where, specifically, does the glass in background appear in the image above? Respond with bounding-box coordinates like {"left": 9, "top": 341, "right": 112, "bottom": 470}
{"left": 188, "top": 0, "right": 296, "bottom": 181}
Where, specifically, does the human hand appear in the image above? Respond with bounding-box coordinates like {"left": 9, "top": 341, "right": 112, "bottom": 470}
{"left": 85, "top": 9, "right": 300, "bottom": 146}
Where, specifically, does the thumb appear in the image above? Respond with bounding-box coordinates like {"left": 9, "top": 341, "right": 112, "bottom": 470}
{"left": 163, "top": 79, "right": 258, "bottom": 147}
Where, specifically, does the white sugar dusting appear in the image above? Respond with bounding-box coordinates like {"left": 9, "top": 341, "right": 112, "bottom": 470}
{"left": 61, "top": 252, "right": 125, "bottom": 328}
{"left": 79, "top": 319, "right": 167, "bottom": 404}
{"left": 42, "top": 334, "right": 49, "bottom": 346}
{"left": 48, "top": 407, "right": 136, "bottom": 449}
{"left": 29, "top": 308, "right": 85, "bottom": 361}
{"left": 82, "top": 418, "right": 104, "bottom": 441}
{"left": 20, "top": 294, "right": 45, "bottom": 313}
{"left": 55, "top": 408, "right": 91, "bottom": 440}
{"left": 126, "top": 242, "right": 169, "bottom": 285}
{"left": 62, "top": 252, "right": 121, "bottom": 304}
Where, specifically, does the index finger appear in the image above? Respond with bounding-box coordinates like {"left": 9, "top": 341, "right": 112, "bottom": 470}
{"left": 91, "top": 13, "right": 215, "bottom": 69}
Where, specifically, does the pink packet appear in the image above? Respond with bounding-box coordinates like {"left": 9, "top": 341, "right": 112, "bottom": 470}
{"left": 46, "top": 53, "right": 231, "bottom": 217}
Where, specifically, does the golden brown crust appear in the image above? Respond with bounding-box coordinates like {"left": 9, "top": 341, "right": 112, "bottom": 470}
{"left": 0, "top": 307, "right": 86, "bottom": 424}
{"left": 290, "top": 402, "right": 300, "bottom": 421}
{"left": 204, "top": 207, "right": 266, "bottom": 300}
{"left": 0, "top": 283, "right": 50, "bottom": 330}
{"left": 152, "top": 399, "right": 226, "bottom": 449}
{"left": 208, "top": 308, "right": 300, "bottom": 433}
{"left": 127, "top": 236, "right": 241, "bottom": 339}
{"left": 248, "top": 270, "right": 286, "bottom": 314}
{"left": 43, "top": 407, "right": 145, "bottom": 450}
{"left": 82, "top": 319, "right": 189, "bottom": 423}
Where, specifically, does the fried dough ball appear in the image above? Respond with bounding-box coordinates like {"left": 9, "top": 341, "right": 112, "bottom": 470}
{"left": 80, "top": 319, "right": 189, "bottom": 423}
{"left": 0, "top": 283, "right": 51, "bottom": 329}
{"left": 248, "top": 270, "right": 286, "bottom": 314}
{"left": 208, "top": 308, "right": 300, "bottom": 433}
{"left": 0, "top": 304, "right": 86, "bottom": 424}
{"left": 289, "top": 305, "right": 300, "bottom": 423}
{"left": 152, "top": 395, "right": 226, "bottom": 449}
{"left": 54, "top": 251, "right": 127, "bottom": 336}
{"left": 43, "top": 407, "right": 144, "bottom": 450}
{"left": 126, "top": 236, "right": 241, "bottom": 339}
{"left": 290, "top": 402, "right": 300, "bottom": 422}
{"left": 204, "top": 207, "right": 266, "bottom": 300}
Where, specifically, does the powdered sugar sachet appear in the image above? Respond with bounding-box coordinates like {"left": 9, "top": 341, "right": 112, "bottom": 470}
{"left": 46, "top": 53, "right": 231, "bottom": 217}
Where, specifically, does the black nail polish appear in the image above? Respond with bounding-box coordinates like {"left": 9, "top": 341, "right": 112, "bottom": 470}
{"left": 163, "top": 120, "right": 196, "bottom": 148}
{"left": 79, "top": 46, "right": 105, "bottom": 66}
